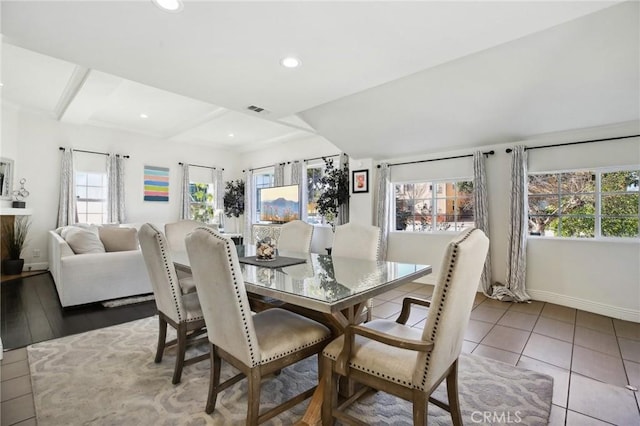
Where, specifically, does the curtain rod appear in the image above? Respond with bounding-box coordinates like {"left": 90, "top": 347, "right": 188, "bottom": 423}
{"left": 505, "top": 134, "right": 640, "bottom": 153}
{"left": 242, "top": 153, "right": 343, "bottom": 173}
{"left": 178, "top": 162, "right": 224, "bottom": 171}
{"left": 377, "top": 150, "right": 494, "bottom": 168}
{"left": 59, "top": 147, "right": 130, "bottom": 158}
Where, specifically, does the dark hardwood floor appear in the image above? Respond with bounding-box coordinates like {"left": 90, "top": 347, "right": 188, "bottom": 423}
{"left": 1, "top": 272, "right": 157, "bottom": 350}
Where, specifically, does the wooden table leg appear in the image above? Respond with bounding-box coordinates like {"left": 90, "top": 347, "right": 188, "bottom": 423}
{"left": 295, "top": 379, "right": 324, "bottom": 426}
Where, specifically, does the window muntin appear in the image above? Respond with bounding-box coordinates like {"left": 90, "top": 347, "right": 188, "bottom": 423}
{"left": 189, "top": 182, "right": 216, "bottom": 223}
{"left": 394, "top": 179, "right": 474, "bottom": 232}
{"left": 76, "top": 171, "right": 108, "bottom": 224}
{"left": 527, "top": 168, "right": 639, "bottom": 238}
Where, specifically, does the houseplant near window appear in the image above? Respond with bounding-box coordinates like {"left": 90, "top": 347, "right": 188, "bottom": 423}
{"left": 2, "top": 216, "right": 30, "bottom": 275}
{"left": 316, "top": 157, "right": 349, "bottom": 227}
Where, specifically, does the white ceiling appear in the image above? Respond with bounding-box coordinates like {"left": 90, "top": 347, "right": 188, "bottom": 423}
{"left": 1, "top": 0, "right": 638, "bottom": 158}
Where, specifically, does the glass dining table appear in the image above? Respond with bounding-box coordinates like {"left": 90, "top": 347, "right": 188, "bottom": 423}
{"left": 172, "top": 244, "right": 432, "bottom": 333}
{"left": 172, "top": 243, "right": 432, "bottom": 425}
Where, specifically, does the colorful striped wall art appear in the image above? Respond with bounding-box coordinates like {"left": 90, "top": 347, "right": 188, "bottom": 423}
{"left": 144, "top": 165, "right": 169, "bottom": 202}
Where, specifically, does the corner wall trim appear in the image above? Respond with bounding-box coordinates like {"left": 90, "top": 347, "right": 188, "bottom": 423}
{"left": 527, "top": 289, "right": 640, "bottom": 323}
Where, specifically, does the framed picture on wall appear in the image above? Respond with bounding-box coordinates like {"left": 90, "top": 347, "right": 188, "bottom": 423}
{"left": 144, "top": 165, "right": 169, "bottom": 202}
{"left": 352, "top": 169, "right": 369, "bottom": 193}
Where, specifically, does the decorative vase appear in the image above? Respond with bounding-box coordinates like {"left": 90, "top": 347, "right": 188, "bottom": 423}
{"left": 256, "top": 237, "right": 276, "bottom": 261}
{"left": 2, "top": 258, "right": 24, "bottom": 275}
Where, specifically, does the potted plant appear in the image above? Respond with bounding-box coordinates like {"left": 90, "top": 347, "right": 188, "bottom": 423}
{"left": 223, "top": 179, "right": 245, "bottom": 232}
{"left": 316, "top": 157, "right": 349, "bottom": 228}
{"left": 2, "top": 216, "right": 30, "bottom": 275}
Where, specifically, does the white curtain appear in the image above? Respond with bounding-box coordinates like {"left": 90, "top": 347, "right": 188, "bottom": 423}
{"left": 473, "top": 151, "right": 493, "bottom": 296}
{"left": 274, "top": 163, "right": 285, "bottom": 186}
{"left": 374, "top": 163, "right": 392, "bottom": 260}
{"left": 244, "top": 170, "right": 254, "bottom": 242}
{"left": 291, "top": 160, "right": 307, "bottom": 221}
{"left": 57, "top": 148, "right": 77, "bottom": 227}
{"left": 494, "top": 146, "right": 531, "bottom": 302}
{"left": 107, "top": 154, "right": 126, "bottom": 223}
{"left": 337, "top": 153, "right": 350, "bottom": 225}
{"left": 180, "top": 164, "right": 190, "bottom": 220}
{"left": 214, "top": 168, "right": 224, "bottom": 227}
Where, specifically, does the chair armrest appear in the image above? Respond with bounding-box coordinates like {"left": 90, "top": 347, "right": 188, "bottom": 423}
{"left": 335, "top": 324, "right": 433, "bottom": 375}
{"left": 395, "top": 296, "right": 431, "bottom": 325}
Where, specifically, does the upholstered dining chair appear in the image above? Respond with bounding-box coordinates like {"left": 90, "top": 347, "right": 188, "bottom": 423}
{"left": 185, "top": 227, "right": 332, "bottom": 425}
{"left": 321, "top": 227, "right": 489, "bottom": 426}
{"left": 139, "top": 223, "right": 208, "bottom": 384}
{"left": 278, "top": 219, "right": 314, "bottom": 253}
{"left": 165, "top": 220, "right": 211, "bottom": 294}
{"left": 331, "top": 222, "right": 381, "bottom": 321}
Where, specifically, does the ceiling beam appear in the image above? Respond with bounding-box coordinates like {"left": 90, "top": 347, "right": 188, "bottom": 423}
{"left": 53, "top": 66, "right": 90, "bottom": 121}
{"left": 164, "top": 107, "right": 231, "bottom": 140}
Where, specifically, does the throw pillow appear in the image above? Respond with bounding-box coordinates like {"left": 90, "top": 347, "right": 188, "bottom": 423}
{"left": 61, "top": 226, "right": 106, "bottom": 254}
{"left": 99, "top": 227, "right": 139, "bottom": 252}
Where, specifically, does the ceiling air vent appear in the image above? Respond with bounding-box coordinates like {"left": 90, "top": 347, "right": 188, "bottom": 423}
{"left": 247, "top": 105, "right": 270, "bottom": 114}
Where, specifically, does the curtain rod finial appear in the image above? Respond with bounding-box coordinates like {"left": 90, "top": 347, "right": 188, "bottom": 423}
{"left": 506, "top": 148, "right": 513, "bottom": 153}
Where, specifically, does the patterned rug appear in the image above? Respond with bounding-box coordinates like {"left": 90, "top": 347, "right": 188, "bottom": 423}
{"left": 27, "top": 316, "right": 553, "bottom": 425}
{"left": 101, "top": 294, "right": 155, "bottom": 308}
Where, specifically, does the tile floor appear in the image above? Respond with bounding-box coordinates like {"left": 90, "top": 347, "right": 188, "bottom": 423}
{"left": 2, "top": 282, "right": 640, "bottom": 425}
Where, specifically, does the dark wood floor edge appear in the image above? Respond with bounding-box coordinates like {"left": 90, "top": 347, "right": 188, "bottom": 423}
{"left": 1, "top": 270, "right": 50, "bottom": 284}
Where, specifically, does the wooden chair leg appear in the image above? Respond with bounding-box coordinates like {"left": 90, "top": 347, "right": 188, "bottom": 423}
{"left": 205, "top": 345, "right": 221, "bottom": 414}
{"left": 172, "top": 323, "right": 187, "bottom": 384}
{"left": 412, "top": 390, "right": 428, "bottom": 426}
{"left": 321, "top": 356, "right": 337, "bottom": 426}
{"left": 246, "top": 368, "right": 261, "bottom": 426}
{"left": 155, "top": 316, "right": 167, "bottom": 363}
{"left": 446, "top": 360, "right": 463, "bottom": 426}
{"left": 365, "top": 298, "right": 373, "bottom": 322}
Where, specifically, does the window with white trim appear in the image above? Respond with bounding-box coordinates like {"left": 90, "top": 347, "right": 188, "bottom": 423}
{"left": 189, "top": 182, "right": 217, "bottom": 223}
{"left": 76, "top": 171, "right": 108, "bottom": 224}
{"left": 394, "top": 179, "right": 474, "bottom": 232}
{"left": 254, "top": 171, "right": 274, "bottom": 222}
{"left": 527, "top": 168, "right": 639, "bottom": 238}
{"left": 306, "top": 162, "right": 325, "bottom": 225}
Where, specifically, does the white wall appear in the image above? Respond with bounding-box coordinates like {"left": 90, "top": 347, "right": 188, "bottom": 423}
{"left": 0, "top": 105, "right": 239, "bottom": 268}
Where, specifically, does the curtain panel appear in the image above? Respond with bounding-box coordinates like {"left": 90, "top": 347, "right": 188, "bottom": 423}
{"left": 374, "top": 163, "right": 391, "bottom": 260}
{"left": 57, "top": 149, "right": 77, "bottom": 227}
{"left": 180, "top": 164, "right": 190, "bottom": 220}
{"left": 337, "top": 153, "right": 350, "bottom": 225}
{"left": 244, "top": 170, "right": 254, "bottom": 242}
{"left": 107, "top": 154, "right": 126, "bottom": 223}
{"left": 473, "top": 151, "right": 493, "bottom": 296}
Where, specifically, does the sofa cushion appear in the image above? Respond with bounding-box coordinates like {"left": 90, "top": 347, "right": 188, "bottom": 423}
{"left": 99, "top": 227, "right": 139, "bottom": 252}
{"left": 61, "top": 226, "right": 106, "bottom": 254}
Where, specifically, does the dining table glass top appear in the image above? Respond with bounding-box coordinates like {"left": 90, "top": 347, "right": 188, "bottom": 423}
{"left": 172, "top": 244, "right": 432, "bottom": 314}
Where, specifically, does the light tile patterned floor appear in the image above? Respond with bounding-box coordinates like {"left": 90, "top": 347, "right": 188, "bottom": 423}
{"left": 2, "top": 283, "right": 639, "bottom": 425}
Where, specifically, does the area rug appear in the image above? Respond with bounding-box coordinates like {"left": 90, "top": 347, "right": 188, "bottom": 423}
{"left": 27, "top": 317, "right": 553, "bottom": 425}
{"left": 101, "top": 294, "right": 155, "bottom": 308}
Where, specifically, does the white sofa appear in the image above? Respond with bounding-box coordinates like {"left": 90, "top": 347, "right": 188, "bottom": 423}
{"left": 48, "top": 227, "right": 153, "bottom": 308}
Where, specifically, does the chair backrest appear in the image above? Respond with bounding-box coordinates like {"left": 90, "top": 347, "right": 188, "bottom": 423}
{"left": 414, "top": 228, "right": 489, "bottom": 391}
{"left": 138, "top": 223, "right": 187, "bottom": 322}
{"left": 164, "top": 220, "right": 202, "bottom": 251}
{"left": 185, "top": 227, "right": 260, "bottom": 367}
{"left": 278, "top": 220, "right": 314, "bottom": 253}
{"left": 331, "top": 223, "right": 381, "bottom": 260}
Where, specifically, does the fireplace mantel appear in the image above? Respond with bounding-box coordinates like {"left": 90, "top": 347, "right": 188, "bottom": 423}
{"left": 0, "top": 208, "right": 33, "bottom": 216}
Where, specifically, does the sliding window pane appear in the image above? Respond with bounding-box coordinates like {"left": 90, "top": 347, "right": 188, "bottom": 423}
{"left": 559, "top": 216, "right": 595, "bottom": 238}
{"left": 529, "top": 195, "right": 559, "bottom": 215}
{"left": 560, "top": 171, "right": 594, "bottom": 193}
{"left": 529, "top": 215, "right": 555, "bottom": 236}
{"left": 602, "top": 194, "right": 639, "bottom": 215}
{"left": 528, "top": 174, "right": 558, "bottom": 194}
{"left": 560, "top": 194, "right": 595, "bottom": 215}
{"left": 602, "top": 171, "right": 639, "bottom": 192}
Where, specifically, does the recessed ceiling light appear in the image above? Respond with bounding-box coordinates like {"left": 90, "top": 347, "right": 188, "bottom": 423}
{"left": 140, "top": 113, "right": 149, "bottom": 119}
{"left": 281, "top": 57, "right": 301, "bottom": 68}
{"left": 152, "top": 0, "right": 184, "bottom": 13}
{"left": 228, "top": 133, "right": 235, "bottom": 137}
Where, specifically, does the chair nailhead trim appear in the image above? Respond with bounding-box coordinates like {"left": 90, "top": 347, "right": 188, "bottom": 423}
{"left": 419, "top": 227, "right": 475, "bottom": 391}
{"left": 151, "top": 225, "right": 187, "bottom": 323}
{"left": 260, "top": 335, "right": 331, "bottom": 364}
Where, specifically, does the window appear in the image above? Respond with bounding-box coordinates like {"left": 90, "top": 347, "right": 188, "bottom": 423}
{"left": 306, "top": 163, "right": 325, "bottom": 224}
{"left": 394, "top": 179, "right": 474, "bottom": 232}
{"left": 189, "top": 182, "right": 216, "bottom": 223}
{"left": 254, "top": 171, "right": 274, "bottom": 222}
{"left": 76, "top": 171, "right": 108, "bottom": 224}
{"left": 528, "top": 168, "right": 639, "bottom": 238}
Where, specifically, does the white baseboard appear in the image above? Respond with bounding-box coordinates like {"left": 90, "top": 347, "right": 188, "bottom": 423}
{"left": 23, "top": 262, "right": 48, "bottom": 272}
{"left": 527, "top": 289, "right": 640, "bottom": 323}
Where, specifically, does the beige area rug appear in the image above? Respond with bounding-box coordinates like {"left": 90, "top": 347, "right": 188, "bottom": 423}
{"left": 27, "top": 316, "right": 553, "bottom": 425}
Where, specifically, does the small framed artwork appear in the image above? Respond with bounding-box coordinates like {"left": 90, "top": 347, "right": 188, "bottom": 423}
{"left": 352, "top": 169, "right": 369, "bottom": 193}
{"left": 144, "top": 165, "right": 169, "bottom": 202}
